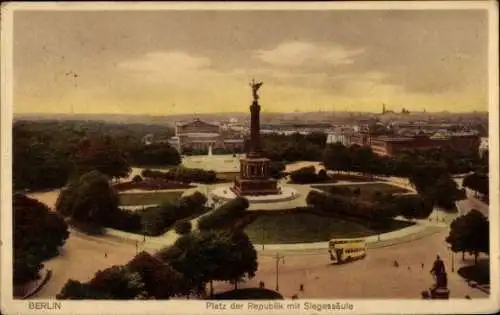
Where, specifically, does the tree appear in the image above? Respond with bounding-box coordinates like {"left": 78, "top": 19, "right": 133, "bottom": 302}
{"left": 350, "top": 146, "right": 377, "bottom": 175}
{"left": 157, "top": 230, "right": 258, "bottom": 298}
{"left": 140, "top": 192, "right": 208, "bottom": 236}
{"left": 306, "top": 189, "right": 328, "bottom": 207}
{"left": 222, "top": 231, "right": 258, "bottom": 291}
{"left": 322, "top": 143, "right": 351, "bottom": 174}
{"left": 88, "top": 265, "right": 147, "bottom": 299}
{"left": 427, "top": 175, "right": 466, "bottom": 210}
{"left": 56, "top": 280, "right": 105, "bottom": 300}
{"left": 178, "top": 191, "right": 208, "bottom": 213}
{"left": 269, "top": 161, "right": 286, "bottom": 179}
{"left": 58, "top": 266, "right": 147, "bottom": 300}
{"left": 13, "top": 194, "right": 69, "bottom": 285}
{"left": 73, "top": 135, "right": 131, "bottom": 180}
{"left": 55, "top": 170, "right": 120, "bottom": 234}
{"left": 126, "top": 251, "right": 185, "bottom": 299}
{"left": 305, "top": 132, "right": 327, "bottom": 146}
{"left": 392, "top": 195, "right": 434, "bottom": 220}
{"left": 289, "top": 166, "right": 318, "bottom": 183}
{"left": 446, "top": 210, "right": 489, "bottom": 264}
{"left": 141, "top": 205, "right": 173, "bottom": 236}
{"left": 132, "top": 175, "right": 143, "bottom": 183}
{"left": 197, "top": 197, "right": 249, "bottom": 230}
{"left": 129, "top": 143, "right": 181, "bottom": 167}
{"left": 13, "top": 137, "right": 72, "bottom": 190}
{"left": 140, "top": 167, "right": 218, "bottom": 184}
{"left": 13, "top": 251, "right": 45, "bottom": 286}
{"left": 463, "top": 172, "right": 489, "bottom": 198}
{"left": 174, "top": 219, "right": 192, "bottom": 235}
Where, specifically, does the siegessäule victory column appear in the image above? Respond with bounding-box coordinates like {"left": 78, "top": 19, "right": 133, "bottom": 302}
{"left": 232, "top": 79, "right": 280, "bottom": 196}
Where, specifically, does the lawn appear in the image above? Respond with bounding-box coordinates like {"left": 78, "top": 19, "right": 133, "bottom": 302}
{"left": 213, "top": 288, "right": 284, "bottom": 300}
{"left": 330, "top": 173, "right": 378, "bottom": 182}
{"left": 244, "top": 212, "right": 378, "bottom": 244}
{"left": 118, "top": 191, "right": 184, "bottom": 206}
{"left": 215, "top": 172, "right": 239, "bottom": 183}
{"left": 311, "top": 183, "right": 410, "bottom": 200}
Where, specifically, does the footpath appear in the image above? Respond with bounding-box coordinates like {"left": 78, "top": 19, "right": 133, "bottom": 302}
{"left": 101, "top": 174, "right": 457, "bottom": 255}
{"left": 105, "top": 175, "right": 453, "bottom": 254}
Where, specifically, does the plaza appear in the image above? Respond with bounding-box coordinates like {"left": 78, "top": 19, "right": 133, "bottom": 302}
{"left": 17, "top": 81, "right": 492, "bottom": 301}
{"left": 28, "top": 205, "right": 488, "bottom": 300}
{"left": 24, "top": 161, "right": 490, "bottom": 300}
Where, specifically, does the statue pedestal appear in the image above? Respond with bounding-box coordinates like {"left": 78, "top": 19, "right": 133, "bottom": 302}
{"left": 232, "top": 157, "right": 279, "bottom": 196}
{"left": 430, "top": 286, "right": 450, "bottom": 299}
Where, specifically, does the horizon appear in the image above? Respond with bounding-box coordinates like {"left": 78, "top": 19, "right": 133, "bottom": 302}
{"left": 13, "top": 108, "right": 489, "bottom": 118}
{"left": 12, "top": 9, "right": 489, "bottom": 115}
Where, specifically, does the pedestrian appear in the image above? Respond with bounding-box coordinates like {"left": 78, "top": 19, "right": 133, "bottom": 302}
{"left": 421, "top": 263, "right": 424, "bottom": 270}
{"left": 299, "top": 284, "right": 304, "bottom": 291}
{"left": 104, "top": 252, "right": 107, "bottom": 258}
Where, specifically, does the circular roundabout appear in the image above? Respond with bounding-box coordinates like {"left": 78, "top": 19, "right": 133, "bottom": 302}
{"left": 210, "top": 184, "right": 300, "bottom": 204}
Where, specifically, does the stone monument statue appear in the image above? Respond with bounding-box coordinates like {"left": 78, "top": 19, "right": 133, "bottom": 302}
{"left": 249, "top": 79, "right": 263, "bottom": 101}
{"left": 425, "top": 254, "right": 450, "bottom": 299}
{"left": 430, "top": 254, "right": 447, "bottom": 288}
{"left": 231, "top": 79, "right": 279, "bottom": 196}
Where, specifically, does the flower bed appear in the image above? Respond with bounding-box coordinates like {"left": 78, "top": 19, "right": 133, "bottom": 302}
{"left": 114, "top": 179, "right": 194, "bottom": 191}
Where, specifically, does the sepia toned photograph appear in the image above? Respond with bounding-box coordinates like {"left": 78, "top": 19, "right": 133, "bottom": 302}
{"left": 1, "top": 2, "right": 498, "bottom": 315}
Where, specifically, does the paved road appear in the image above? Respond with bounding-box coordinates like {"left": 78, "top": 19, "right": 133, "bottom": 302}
{"left": 214, "top": 230, "right": 489, "bottom": 299}
{"left": 25, "top": 171, "right": 489, "bottom": 299}
{"left": 456, "top": 197, "right": 489, "bottom": 218}
{"left": 36, "top": 226, "right": 489, "bottom": 300}
{"left": 31, "top": 230, "right": 139, "bottom": 298}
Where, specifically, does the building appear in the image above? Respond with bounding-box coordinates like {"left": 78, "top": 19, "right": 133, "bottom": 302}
{"left": 326, "top": 128, "right": 353, "bottom": 147}
{"left": 479, "top": 137, "right": 488, "bottom": 157}
{"left": 366, "top": 133, "right": 480, "bottom": 156}
{"left": 350, "top": 132, "right": 370, "bottom": 147}
{"left": 168, "top": 118, "right": 244, "bottom": 154}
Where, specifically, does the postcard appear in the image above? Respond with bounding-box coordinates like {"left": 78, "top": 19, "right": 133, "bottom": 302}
{"left": 1, "top": 1, "right": 499, "bottom": 315}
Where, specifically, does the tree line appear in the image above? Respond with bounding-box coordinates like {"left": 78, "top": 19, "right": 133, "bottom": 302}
{"left": 289, "top": 166, "right": 329, "bottom": 184}
{"left": 462, "top": 172, "right": 489, "bottom": 200}
{"left": 306, "top": 188, "right": 433, "bottom": 229}
{"left": 57, "top": 229, "right": 258, "bottom": 299}
{"left": 13, "top": 194, "right": 69, "bottom": 285}
{"left": 446, "top": 210, "right": 489, "bottom": 264}
{"left": 55, "top": 170, "right": 209, "bottom": 236}
{"left": 141, "top": 167, "right": 217, "bottom": 184}
{"left": 322, "top": 143, "right": 481, "bottom": 210}
{"left": 260, "top": 132, "right": 326, "bottom": 162}
{"left": 13, "top": 120, "right": 181, "bottom": 191}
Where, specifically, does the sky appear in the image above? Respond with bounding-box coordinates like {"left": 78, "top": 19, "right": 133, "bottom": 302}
{"left": 12, "top": 8, "right": 489, "bottom": 115}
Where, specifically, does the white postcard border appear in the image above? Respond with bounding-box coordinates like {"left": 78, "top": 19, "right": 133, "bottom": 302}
{"left": 1, "top": 1, "right": 499, "bottom": 315}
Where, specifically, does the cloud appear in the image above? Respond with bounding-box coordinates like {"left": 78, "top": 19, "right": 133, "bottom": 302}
{"left": 255, "top": 41, "right": 365, "bottom": 67}
{"left": 118, "top": 51, "right": 211, "bottom": 74}
{"left": 117, "top": 51, "right": 218, "bottom": 91}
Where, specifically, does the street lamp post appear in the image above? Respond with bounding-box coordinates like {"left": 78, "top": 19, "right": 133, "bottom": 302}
{"left": 275, "top": 253, "right": 285, "bottom": 291}
{"left": 448, "top": 245, "right": 455, "bottom": 272}
{"left": 451, "top": 249, "right": 455, "bottom": 272}
{"left": 262, "top": 226, "right": 265, "bottom": 250}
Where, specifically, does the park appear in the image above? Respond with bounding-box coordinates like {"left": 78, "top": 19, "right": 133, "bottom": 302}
{"left": 11, "top": 80, "right": 490, "bottom": 301}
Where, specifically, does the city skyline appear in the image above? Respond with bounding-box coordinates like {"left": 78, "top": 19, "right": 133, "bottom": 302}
{"left": 13, "top": 8, "right": 489, "bottom": 115}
